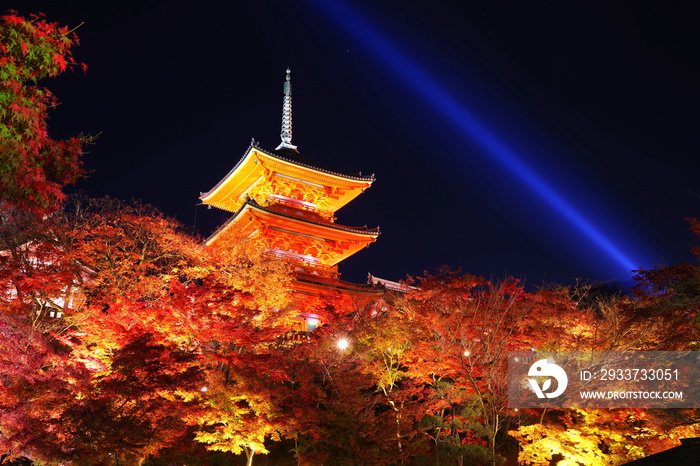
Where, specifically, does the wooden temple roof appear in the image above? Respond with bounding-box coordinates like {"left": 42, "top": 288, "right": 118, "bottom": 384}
{"left": 200, "top": 142, "right": 375, "bottom": 214}
{"left": 205, "top": 198, "right": 379, "bottom": 266}
{"left": 207, "top": 197, "right": 380, "bottom": 240}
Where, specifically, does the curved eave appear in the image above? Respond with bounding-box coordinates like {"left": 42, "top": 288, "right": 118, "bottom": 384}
{"left": 294, "top": 276, "right": 385, "bottom": 296}
{"left": 199, "top": 144, "right": 263, "bottom": 210}
{"left": 251, "top": 200, "right": 380, "bottom": 236}
{"left": 200, "top": 143, "right": 375, "bottom": 209}
{"left": 254, "top": 144, "right": 375, "bottom": 182}
{"left": 206, "top": 199, "right": 380, "bottom": 246}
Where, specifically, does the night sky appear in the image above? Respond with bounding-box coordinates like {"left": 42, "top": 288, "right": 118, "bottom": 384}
{"left": 14, "top": 1, "right": 700, "bottom": 289}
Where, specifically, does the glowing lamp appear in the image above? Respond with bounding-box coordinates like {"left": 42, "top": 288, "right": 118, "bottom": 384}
{"left": 336, "top": 338, "right": 350, "bottom": 350}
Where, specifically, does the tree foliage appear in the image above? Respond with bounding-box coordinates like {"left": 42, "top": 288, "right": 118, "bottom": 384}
{"left": 0, "top": 197, "right": 295, "bottom": 464}
{"left": 3, "top": 198, "right": 699, "bottom": 465}
{"left": 0, "top": 12, "right": 87, "bottom": 214}
{"left": 631, "top": 217, "right": 700, "bottom": 350}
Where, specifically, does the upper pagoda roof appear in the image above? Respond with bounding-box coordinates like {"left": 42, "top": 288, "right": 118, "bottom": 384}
{"left": 226, "top": 140, "right": 374, "bottom": 188}
{"left": 202, "top": 141, "right": 375, "bottom": 197}
{"left": 269, "top": 145, "right": 374, "bottom": 182}
{"left": 200, "top": 141, "right": 375, "bottom": 214}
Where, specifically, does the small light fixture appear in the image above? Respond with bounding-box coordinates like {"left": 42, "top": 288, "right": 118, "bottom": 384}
{"left": 336, "top": 338, "right": 350, "bottom": 350}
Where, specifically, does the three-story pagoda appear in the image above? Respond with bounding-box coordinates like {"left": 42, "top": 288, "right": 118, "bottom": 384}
{"left": 200, "top": 70, "right": 380, "bottom": 305}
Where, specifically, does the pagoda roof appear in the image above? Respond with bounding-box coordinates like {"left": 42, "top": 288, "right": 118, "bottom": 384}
{"left": 295, "top": 273, "right": 385, "bottom": 295}
{"left": 201, "top": 141, "right": 374, "bottom": 203}
{"left": 258, "top": 143, "right": 375, "bottom": 182}
{"left": 255, "top": 197, "right": 379, "bottom": 235}
{"left": 206, "top": 197, "right": 380, "bottom": 246}
{"left": 368, "top": 273, "right": 418, "bottom": 293}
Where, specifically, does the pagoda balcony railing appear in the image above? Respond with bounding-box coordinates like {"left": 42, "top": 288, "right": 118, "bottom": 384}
{"left": 267, "top": 194, "right": 332, "bottom": 219}
{"left": 281, "top": 330, "right": 311, "bottom": 342}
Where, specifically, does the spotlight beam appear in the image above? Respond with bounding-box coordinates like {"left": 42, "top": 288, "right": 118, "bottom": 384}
{"left": 313, "top": 0, "right": 643, "bottom": 275}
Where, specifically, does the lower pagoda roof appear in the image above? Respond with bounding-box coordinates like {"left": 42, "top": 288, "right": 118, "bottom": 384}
{"left": 294, "top": 273, "right": 385, "bottom": 296}
{"left": 206, "top": 198, "right": 379, "bottom": 266}
{"left": 208, "top": 197, "right": 379, "bottom": 238}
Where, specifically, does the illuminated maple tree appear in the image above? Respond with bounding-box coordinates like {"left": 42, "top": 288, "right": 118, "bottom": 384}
{"left": 0, "top": 12, "right": 88, "bottom": 214}
{"left": 0, "top": 196, "right": 295, "bottom": 464}
{"left": 511, "top": 408, "right": 700, "bottom": 466}
{"left": 270, "top": 307, "right": 419, "bottom": 466}
{"left": 276, "top": 271, "right": 582, "bottom": 465}
{"left": 631, "top": 217, "right": 700, "bottom": 350}
{"left": 392, "top": 271, "right": 550, "bottom": 464}
{"left": 508, "top": 272, "right": 700, "bottom": 464}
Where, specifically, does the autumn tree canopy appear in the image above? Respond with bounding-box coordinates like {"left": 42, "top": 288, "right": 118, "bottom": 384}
{"left": 1, "top": 196, "right": 699, "bottom": 465}
{"left": 631, "top": 217, "right": 700, "bottom": 350}
{"left": 0, "top": 12, "right": 87, "bottom": 214}
{"left": 0, "top": 197, "right": 296, "bottom": 464}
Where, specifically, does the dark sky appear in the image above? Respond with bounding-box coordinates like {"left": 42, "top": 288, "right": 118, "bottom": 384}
{"left": 14, "top": 1, "right": 700, "bottom": 289}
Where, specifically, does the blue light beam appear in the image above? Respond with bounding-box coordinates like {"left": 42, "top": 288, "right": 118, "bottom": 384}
{"left": 313, "top": 0, "right": 645, "bottom": 276}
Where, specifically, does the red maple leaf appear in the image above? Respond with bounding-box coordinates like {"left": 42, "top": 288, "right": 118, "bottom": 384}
{"left": 51, "top": 53, "right": 67, "bottom": 71}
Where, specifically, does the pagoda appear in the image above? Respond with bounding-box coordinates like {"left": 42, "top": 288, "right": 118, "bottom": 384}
{"left": 200, "top": 70, "right": 381, "bottom": 320}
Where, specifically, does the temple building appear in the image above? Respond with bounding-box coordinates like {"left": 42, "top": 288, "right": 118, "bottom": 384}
{"left": 199, "top": 70, "right": 382, "bottom": 326}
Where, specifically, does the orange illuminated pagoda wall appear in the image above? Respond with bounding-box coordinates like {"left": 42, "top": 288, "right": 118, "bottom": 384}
{"left": 199, "top": 70, "right": 382, "bottom": 317}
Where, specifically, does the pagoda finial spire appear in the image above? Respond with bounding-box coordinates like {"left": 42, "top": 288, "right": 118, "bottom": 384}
{"left": 276, "top": 68, "right": 298, "bottom": 151}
